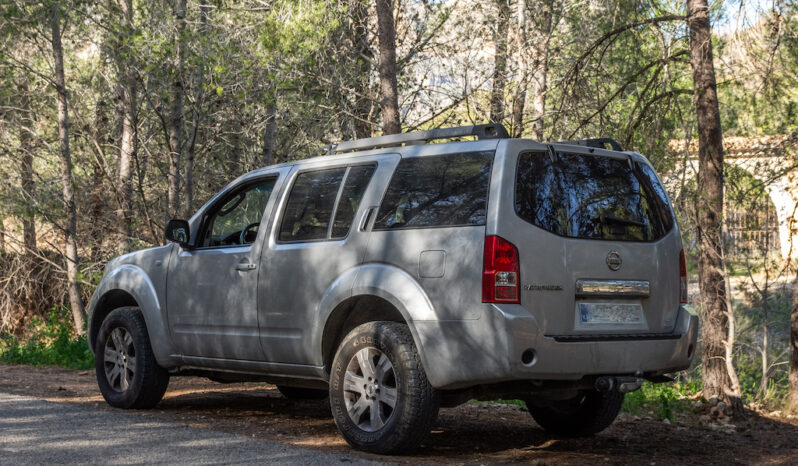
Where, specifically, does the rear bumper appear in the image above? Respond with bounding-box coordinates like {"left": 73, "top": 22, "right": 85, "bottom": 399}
{"left": 410, "top": 305, "right": 698, "bottom": 390}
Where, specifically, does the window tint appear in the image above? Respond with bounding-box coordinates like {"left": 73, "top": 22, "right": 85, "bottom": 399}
{"left": 279, "top": 168, "right": 346, "bottom": 242}
{"left": 515, "top": 151, "right": 674, "bottom": 242}
{"left": 204, "top": 179, "right": 276, "bottom": 247}
{"left": 374, "top": 151, "right": 493, "bottom": 230}
{"left": 331, "top": 165, "right": 376, "bottom": 238}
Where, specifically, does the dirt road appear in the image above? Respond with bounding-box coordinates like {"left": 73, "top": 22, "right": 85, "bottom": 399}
{"left": 1, "top": 364, "right": 796, "bottom": 465}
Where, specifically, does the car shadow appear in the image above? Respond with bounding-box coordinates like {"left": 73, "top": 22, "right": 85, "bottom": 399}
{"left": 152, "top": 386, "right": 798, "bottom": 464}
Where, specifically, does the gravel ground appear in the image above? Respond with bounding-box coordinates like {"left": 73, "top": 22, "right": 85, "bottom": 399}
{"left": 0, "top": 392, "right": 379, "bottom": 465}
{"left": 2, "top": 364, "right": 797, "bottom": 465}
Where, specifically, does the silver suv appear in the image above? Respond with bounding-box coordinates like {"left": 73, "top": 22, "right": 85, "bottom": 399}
{"left": 88, "top": 124, "right": 697, "bottom": 454}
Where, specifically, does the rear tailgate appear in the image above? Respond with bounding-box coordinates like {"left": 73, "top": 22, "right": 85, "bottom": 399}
{"left": 488, "top": 140, "right": 682, "bottom": 337}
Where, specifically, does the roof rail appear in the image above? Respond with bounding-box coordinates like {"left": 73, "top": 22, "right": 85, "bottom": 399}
{"left": 330, "top": 123, "right": 509, "bottom": 154}
{"left": 554, "top": 138, "right": 623, "bottom": 152}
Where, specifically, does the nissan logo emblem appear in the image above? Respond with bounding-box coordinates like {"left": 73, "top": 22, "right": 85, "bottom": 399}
{"left": 606, "top": 251, "right": 622, "bottom": 271}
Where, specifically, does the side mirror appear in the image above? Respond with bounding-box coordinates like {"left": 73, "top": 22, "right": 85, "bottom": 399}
{"left": 165, "top": 219, "right": 191, "bottom": 248}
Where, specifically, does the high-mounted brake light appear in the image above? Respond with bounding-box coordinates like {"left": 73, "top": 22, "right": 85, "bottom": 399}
{"left": 679, "top": 249, "right": 688, "bottom": 304}
{"left": 482, "top": 236, "right": 520, "bottom": 303}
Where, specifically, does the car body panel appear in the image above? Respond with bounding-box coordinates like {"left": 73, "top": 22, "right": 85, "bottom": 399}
{"left": 87, "top": 135, "right": 697, "bottom": 392}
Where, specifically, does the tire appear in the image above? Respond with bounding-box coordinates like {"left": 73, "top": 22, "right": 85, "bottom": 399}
{"left": 329, "top": 322, "right": 439, "bottom": 454}
{"left": 277, "top": 385, "right": 329, "bottom": 400}
{"left": 95, "top": 307, "right": 170, "bottom": 409}
{"left": 527, "top": 390, "right": 624, "bottom": 437}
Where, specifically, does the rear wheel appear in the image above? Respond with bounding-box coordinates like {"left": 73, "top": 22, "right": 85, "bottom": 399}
{"left": 277, "top": 385, "right": 328, "bottom": 400}
{"left": 526, "top": 390, "right": 624, "bottom": 437}
{"left": 95, "top": 307, "right": 170, "bottom": 409}
{"left": 329, "top": 322, "right": 439, "bottom": 454}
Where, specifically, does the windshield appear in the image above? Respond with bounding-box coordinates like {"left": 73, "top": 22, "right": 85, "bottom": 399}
{"left": 515, "top": 151, "right": 674, "bottom": 242}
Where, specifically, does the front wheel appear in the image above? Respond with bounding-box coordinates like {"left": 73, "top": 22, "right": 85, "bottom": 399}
{"left": 526, "top": 390, "right": 624, "bottom": 437}
{"left": 329, "top": 322, "right": 439, "bottom": 454}
{"left": 95, "top": 307, "right": 170, "bottom": 409}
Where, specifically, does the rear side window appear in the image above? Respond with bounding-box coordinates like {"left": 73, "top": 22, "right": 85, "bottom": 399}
{"left": 515, "top": 151, "right": 674, "bottom": 242}
{"left": 331, "top": 165, "right": 376, "bottom": 238}
{"left": 374, "top": 151, "right": 493, "bottom": 230}
{"left": 279, "top": 164, "right": 376, "bottom": 242}
{"left": 279, "top": 168, "right": 346, "bottom": 241}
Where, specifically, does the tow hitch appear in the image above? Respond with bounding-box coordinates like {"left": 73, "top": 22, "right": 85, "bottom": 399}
{"left": 595, "top": 375, "right": 643, "bottom": 393}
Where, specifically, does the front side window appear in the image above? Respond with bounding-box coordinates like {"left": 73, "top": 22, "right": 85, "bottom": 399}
{"left": 515, "top": 151, "right": 674, "bottom": 241}
{"left": 201, "top": 178, "right": 276, "bottom": 247}
{"left": 373, "top": 151, "right": 493, "bottom": 230}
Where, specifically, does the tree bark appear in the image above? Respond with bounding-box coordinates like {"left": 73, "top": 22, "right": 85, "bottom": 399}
{"left": 509, "top": 0, "right": 527, "bottom": 138}
{"left": 167, "top": 0, "right": 186, "bottom": 220}
{"left": 375, "top": 0, "right": 400, "bottom": 135}
{"left": 528, "top": 0, "right": 553, "bottom": 140}
{"left": 18, "top": 75, "right": 36, "bottom": 251}
{"left": 262, "top": 91, "right": 277, "bottom": 166}
{"left": 351, "top": 0, "right": 373, "bottom": 139}
{"left": 490, "top": 0, "right": 511, "bottom": 125}
{"left": 50, "top": 4, "right": 86, "bottom": 334}
{"left": 115, "top": 0, "right": 136, "bottom": 253}
{"left": 790, "top": 270, "right": 798, "bottom": 412}
{"left": 183, "top": 3, "right": 209, "bottom": 219}
{"left": 687, "top": 0, "right": 742, "bottom": 414}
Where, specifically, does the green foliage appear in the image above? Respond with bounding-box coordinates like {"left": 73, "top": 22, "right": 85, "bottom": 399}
{"left": 0, "top": 308, "right": 94, "bottom": 370}
{"left": 622, "top": 381, "right": 700, "bottom": 421}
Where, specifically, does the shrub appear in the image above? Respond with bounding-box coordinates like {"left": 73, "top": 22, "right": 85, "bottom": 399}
{"left": 0, "top": 307, "right": 94, "bottom": 370}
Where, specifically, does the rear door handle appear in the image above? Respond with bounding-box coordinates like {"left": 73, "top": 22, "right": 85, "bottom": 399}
{"left": 359, "top": 207, "right": 377, "bottom": 231}
{"left": 235, "top": 262, "right": 257, "bottom": 272}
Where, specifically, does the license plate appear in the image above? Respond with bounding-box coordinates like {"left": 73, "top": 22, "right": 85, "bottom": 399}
{"left": 579, "top": 303, "right": 643, "bottom": 324}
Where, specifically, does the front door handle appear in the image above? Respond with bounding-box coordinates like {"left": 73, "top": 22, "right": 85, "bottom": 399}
{"left": 235, "top": 262, "right": 257, "bottom": 272}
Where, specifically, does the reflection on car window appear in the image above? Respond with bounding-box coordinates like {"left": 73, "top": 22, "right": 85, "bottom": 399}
{"left": 374, "top": 152, "right": 493, "bottom": 230}
{"left": 331, "top": 165, "right": 376, "bottom": 238}
{"left": 206, "top": 179, "right": 276, "bottom": 247}
{"left": 515, "top": 151, "right": 673, "bottom": 241}
{"left": 279, "top": 168, "right": 346, "bottom": 242}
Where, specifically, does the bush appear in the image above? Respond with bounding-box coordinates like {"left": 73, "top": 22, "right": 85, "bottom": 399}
{"left": 0, "top": 307, "right": 94, "bottom": 370}
{"left": 622, "top": 381, "right": 700, "bottom": 421}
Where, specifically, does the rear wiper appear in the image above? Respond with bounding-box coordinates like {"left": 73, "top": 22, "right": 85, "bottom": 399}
{"left": 599, "top": 214, "right": 646, "bottom": 227}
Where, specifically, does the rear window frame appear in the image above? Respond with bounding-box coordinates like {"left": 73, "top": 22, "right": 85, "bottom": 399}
{"left": 513, "top": 150, "right": 675, "bottom": 243}
{"left": 372, "top": 151, "right": 495, "bottom": 232}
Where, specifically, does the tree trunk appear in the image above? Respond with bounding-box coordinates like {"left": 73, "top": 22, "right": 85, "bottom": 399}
{"left": 167, "top": 0, "right": 186, "bottom": 220}
{"left": 790, "top": 270, "right": 798, "bottom": 413}
{"left": 509, "top": 0, "right": 527, "bottom": 138}
{"left": 51, "top": 5, "right": 86, "bottom": 334}
{"left": 375, "top": 0, "right": 400, "bottom": 135}
{"left": 18, "top": 75, "right": 36, "bottom": 251}
{"left": 528, "top": 0, "right": 553, "bottom": 141}
{"left": 183, "top": 3, "right": 209, "bottom": 219}
{"left": 262, "top": 91, "right": 277, "bottom": 166}
{"left": 116, "top": 0, "right": 136, "bottom": 253}
{"left": 687, "top": 0, "right": 742, "bottom": 414}
{"left": 490, "top": 0, "right": 511, "bottom": 125}
{"left": 351, "top": 0, "right": 373, "bottom": 139}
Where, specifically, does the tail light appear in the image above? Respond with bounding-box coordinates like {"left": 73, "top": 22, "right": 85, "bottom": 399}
{"left": 482, "top": 236, "right": 520, "bottom": 303}
{"left": 679, "top": 249, "right": 688, "bottom": 304}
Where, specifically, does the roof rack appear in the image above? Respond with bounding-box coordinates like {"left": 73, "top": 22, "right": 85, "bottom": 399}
{"left": 330, "top": 123, "right": 509, "bottom": 154}
{"left": 554, "top": 138, "right": 623, "bottom": 152}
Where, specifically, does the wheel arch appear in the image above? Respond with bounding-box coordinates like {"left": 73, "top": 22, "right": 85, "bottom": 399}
{"left": 318, "top": 263, "right": 438, "bottom": 375}
{"left": 87, "top": 265, "right": 177, "bottom": 367}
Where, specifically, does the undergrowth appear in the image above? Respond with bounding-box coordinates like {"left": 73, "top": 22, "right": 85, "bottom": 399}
{"left": 0, "top": 307, "right": 94, "bottom": 370}
{"left": 622, "top": 381, "right": 700, "bottom": 421}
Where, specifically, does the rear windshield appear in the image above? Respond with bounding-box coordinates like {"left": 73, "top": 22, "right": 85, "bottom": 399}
{"left": 515, "top": 151, "right": 674, "bottom": 242}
